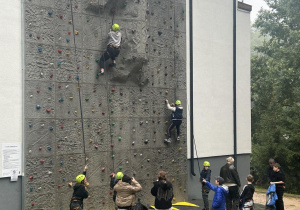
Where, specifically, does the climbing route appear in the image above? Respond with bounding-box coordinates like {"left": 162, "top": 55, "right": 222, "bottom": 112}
{"left": 24, "top": 0, "right": 187, "bottom": 209}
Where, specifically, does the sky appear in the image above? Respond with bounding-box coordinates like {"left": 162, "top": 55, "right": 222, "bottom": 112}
{"left": 242, "top": 0, "right": 269, "bottom": 22}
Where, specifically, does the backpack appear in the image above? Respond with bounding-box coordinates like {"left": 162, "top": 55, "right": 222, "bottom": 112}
{"left": 266, "top": 184, "right": 278, "bottom": 206}
{"left": 131, "top": 198, "right": 148, "bottom": 210}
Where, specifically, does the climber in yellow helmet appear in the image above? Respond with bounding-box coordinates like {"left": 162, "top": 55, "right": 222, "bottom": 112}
{"left": 164, "top": 99, "right": 183, "bottom": 143}
{"left": 110, "top": 171, "right": 124, "bottom": 202}
{"left": 70, "top": 165, "right": 89, "bottom": 210}
{"left": 201, "top": 161, "right": 211, "bottom": 210}
{"left": 99, "top": 23, "right": 122, "bottom": 75}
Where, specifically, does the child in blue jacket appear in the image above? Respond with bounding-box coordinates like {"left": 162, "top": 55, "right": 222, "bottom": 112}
{"left": 203, "top": 176, "right": 228, "bottom": 210}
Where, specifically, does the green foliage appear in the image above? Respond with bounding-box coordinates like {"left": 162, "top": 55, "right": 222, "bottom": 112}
{"left": 251, "top": 0, "right": 300, "bottom": 194}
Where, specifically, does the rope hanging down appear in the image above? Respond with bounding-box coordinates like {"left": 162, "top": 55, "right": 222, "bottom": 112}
{"left": 69, "top": 0, "right": 87, "bottom": 163}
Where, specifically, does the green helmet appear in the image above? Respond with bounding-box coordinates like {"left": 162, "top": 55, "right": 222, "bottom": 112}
{"left": 112, "top": 23, "right": 120, "bottom": 31}
{"left": 116, "top": 172, "right": 124, "bottom": 180}
{"left": 76, "top": 174, "right": 85, "bottom": 184}
{"left": 175, "top": 100, "right": 181, "bottom": 105}
{"left": 203, "top": 161, "right": 210, "bottom": 167}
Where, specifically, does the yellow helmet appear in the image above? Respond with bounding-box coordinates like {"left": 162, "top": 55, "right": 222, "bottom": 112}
{"left": 175, "top": 100, "right": 181, "bottom": 105}
{"left": 112, "top": 23, "right": 120, "bottom": 31}
{"left": 203, "top": 161, "right": 210, "bottom": 167}
{"left": 116, "top": 172, "right": 124, "bottom": 180}
{"left": 76, "top": 174, "right": 85, "bottom": 184}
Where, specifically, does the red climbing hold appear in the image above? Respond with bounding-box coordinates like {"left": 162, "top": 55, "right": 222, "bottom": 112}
{"left": 102, "top": 201, "right": 105, "bottom": 205}
{"left": 59, "top": 169, "right": 62, "bottom": 172}
{"left": 46, "top": 108, "right": 51, "bottom": 112}
{"left": 75, "top": 5, "right": 78, "bottom": 8}
{"left": 110, "top": 143, "right": 114, "bottom": 147}
{"left": 50, "top": 74, "right": 53, "bottom": 78}
{"left": 31, "top": 203, "right": 34, "bottom": 206}
{"left": 58, "top": 84, "right": 61, "bottom": 88}
{"left": 57, "top": 144, "right": 61, "bottom": 148}
{"left": 68, "top": 75, "right": 72, "bottom": 78}
{"left": 58, "top": 49, "right": 62, "bottom": 53}
{"left": 37, "top": 89, "right": 40, "bottom": 93}
{"left": 60, "top": 125, "right": 64, "bottom": 129}
{"left": 111, "top": 88, "right": 115, "bottom": 91}
{"left": 59, "top": 14, "right": 63, "bottom": 19}
{"left": 99, "top": 102, "right": 102, "bottom": 106}
{"left": 102, "top": 167, "right": 105, "bottom": 172}
{"left": 93, "top": 89, "right": 96, "bottom": 93}
{"left": 94, "top": 144, "right": 98, "bottom": 149}
{"left": 77, "top": 66, "right": 80, "bottom": 69}
{"left": 37, "top": 35, "right": 40, "bottom": 39}
{"left": 102, "top": 112, "right": 105, "bottom": 115}
{"left": 40, "top": 159, "right": 45, "bottom": 164}
{"left": 109, "top": 191, "right": 113, "bottom": 194}
{"left": 39, "top": 147, "right": 42, "bottom": 150}
{"left": 29, "top": 176, "right": 33, "bottom": 179}
{"left": 68, "top": 31, "right": 71, "bottom": 35}
{"left": 58, "top": 184, "right": 61, "bottom": 188}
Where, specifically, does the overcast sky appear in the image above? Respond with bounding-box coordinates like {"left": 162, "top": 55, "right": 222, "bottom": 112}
{"left": 242, "top": 0, "right": 269, "bottom": 22}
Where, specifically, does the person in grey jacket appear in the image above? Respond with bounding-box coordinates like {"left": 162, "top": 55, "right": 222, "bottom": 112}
{"left": 220, "top": 157, "right": 241, "bottom": 210}
{"left": 99, "top": 23, "right": 121, "bottom": 75}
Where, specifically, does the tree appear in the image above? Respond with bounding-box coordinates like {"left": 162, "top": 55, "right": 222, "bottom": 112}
{"left": 251, "top": 0, "right": 300, "bottom": 193}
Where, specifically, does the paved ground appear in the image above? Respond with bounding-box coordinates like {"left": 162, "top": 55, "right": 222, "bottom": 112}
{"left": 172, "top": 199, "right": 265, "bottom": 210}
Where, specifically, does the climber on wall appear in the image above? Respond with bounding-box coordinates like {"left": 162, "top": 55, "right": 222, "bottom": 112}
{"left": 99, "top": 23, "right": 122, "bottom": 75}
{"left": 164, "top": 99, "right": 183, "bottom": 143}
{"left": 70, "top": 165, "right": 89, "bottom": 210}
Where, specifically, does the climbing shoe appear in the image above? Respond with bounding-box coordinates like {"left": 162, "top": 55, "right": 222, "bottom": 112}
{"left": 164, "top": 138, "right": 172, "bottom": 143}
{"left": 177, "top": 136, "right": 180, "bottom": 141}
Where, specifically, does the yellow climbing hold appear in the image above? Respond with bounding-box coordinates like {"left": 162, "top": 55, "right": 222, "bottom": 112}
{"left": 86, "top": 157, "right": 89, "bottom": 161}
{"left": 74, "top": 111, "right": 78, "bottom": 114}
{"left": 179, "top": 186, "right": 182, "bottom": 190}
{"left": 78, "top": 132, "right": 81, "bottom": 135}
{"left": 75, "top": 121, "right": 78, "bottom": 124}
{"left": 68, "top": 182, "right": 73, "bottom": 187}
{"left": 173, "top": 202, "right": 199, "bottom": 207}
{"left": 157, "top": 69, "right": 160, "bottom": 73}
{"left": 69, "top": 20, "right": 72, "bottom": 24}
{"left": 86, "top": 65, "right": 89, "bottom": 69}
{"left": 85, "top": 182, "right": 89, "bottom": 186}
{"left": 173, "top": 197, "right": 176, "bottom": 201}
{"left": 178, "top": 147, "right": 182, "bottom": 152}
{"left": 77, "top": 86, "right": 80, "bottom": 90}
{"left": 69, "top": 97, "right": 73, "bottom": 100}
{"left": 66, "top": 52, "right": 70, "bottom": 56}
{"left": 89, "top": 1, "right": 93, "bottom": 5}
{"left": 89, "top": 139, "right": 93, "bottom": 143}
{"left": 172, "top": 178, "right": 175, "bottom": 182}
{"left": 75, "top": 30, "right": 79, "bottom": 35}
{"left": 92, "top": 109, "right": 95, "bottom": 113}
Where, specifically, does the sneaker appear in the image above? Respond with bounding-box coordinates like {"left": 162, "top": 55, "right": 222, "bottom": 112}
{"left": 164, "top": 138, "right": 172, "bottom": 143}
{"left": 177, "top": 136, "right": 180, "bottom": 141}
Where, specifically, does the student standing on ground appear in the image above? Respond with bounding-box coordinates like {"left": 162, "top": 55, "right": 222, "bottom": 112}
{"left": 270, "top": 163, "right": 285, "bottom": 210}
{"left": 70, "top": 165, "right": 89, "bottom": 210}
{"left": 99, "top": 23, "right": 121, "bottom": 75}
{"left": 164, "top": 99, "right": 183, "bottom": 143}
{"left": 151, "top": 171, "right": 174, "bottom": 210}
{"left": 110, "top": 172, "right": 124, "bottom": 202}
{"left": 267, "top": 159, "right": 275, "bottom": 184}
{"left": 200, "top": 161, "right": 211, "bottom": 210}
{"left": 220, "top": 157, "right": 241, "bottom": 210}
{"left": 114, "top": 175, "right": 142, "bottom": 210}
{"left": 202, "top": 176, "right": 229, "bottom": 210}
{"left": 239, "top": 175, "right": 255, "bottom": 210}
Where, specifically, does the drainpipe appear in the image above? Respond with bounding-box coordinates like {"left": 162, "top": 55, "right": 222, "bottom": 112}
{"left": 233, "top": 0, "right": 237, "bottom": 168}
{"left": 189, "top": 0, "right": 196, "bottom": 176}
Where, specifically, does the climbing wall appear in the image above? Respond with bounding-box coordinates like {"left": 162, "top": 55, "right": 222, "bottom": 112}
{"left": 24, "top": 0, "right": 186, "bottom": 209}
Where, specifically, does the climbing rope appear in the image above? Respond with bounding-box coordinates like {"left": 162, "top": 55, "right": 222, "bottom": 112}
{"left": 69, "top": 0, "right": 87, "bottom": 164}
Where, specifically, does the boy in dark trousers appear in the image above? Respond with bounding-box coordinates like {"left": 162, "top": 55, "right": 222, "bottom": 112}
{"left": 239, "top": 175, "right": 255, "bottom": 210}
{"left": 164, "top": 99, "right": 183, "bottom": 143}
{"left": 203, "top": 176, "right": 229, "bottom": 210}
{"left": 201, "top": 161, "right": 211, "bottom": 210}
{"left": 99, "top": 23, "right": 121, "bottom": 75}
{"left": 151, "top": 171, "right": 174, "bottom": 210}
{"left": 70, "top": 165, "right": 89, "bottom": 210}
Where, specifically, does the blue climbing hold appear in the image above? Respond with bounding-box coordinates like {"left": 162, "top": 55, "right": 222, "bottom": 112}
{"left": 29, "top": 33, "right": 32, "bottom": 37}
{"left": 29, "top": 123, "right": 33, "bottom": 127}
{"left": 47, "top": 146, "right": 52, "bottom": 151}
{"left": 48, "top": 11, "right": 53, "bottom": 16}
{"left": 57, "top": 61, "right": 61, "bottom": 66}
{"left": 66, "top": 38, "right": 70, "bottom": 43}
{"left": 60, "top": 160, "right": 64, "bottom": 165}
{"left": 38, "top": 47, "right": 42, "bottom": 52}
{"left": 59, "top": 98, "right": 64, "bottom": 102}
{"left": 76, "top": 75, "right": 79, "bottom": 81}
{"left": 49, "top": 126, "right": 53, "bottom": 130}
{"left": 36, "top": 104, "right": 41, "bottom": 109}
{"left": 62, "top": 177, "right": 66, "bottom": 181}
{"left": 48, "top": 85, "right": 53, "bottom": 90}
{"left": 68, "top": 110, "right": 70, "bottom": 114}
{"left": 30, "top": 187, "right": 33, "bottom": 192}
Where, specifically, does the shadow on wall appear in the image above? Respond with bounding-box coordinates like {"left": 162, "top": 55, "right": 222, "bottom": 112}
{"left": 86, "top": 0, "right": 149, "bottom": 86}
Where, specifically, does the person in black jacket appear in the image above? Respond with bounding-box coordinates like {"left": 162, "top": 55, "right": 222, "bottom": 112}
{"left": 267, "top": 159, "right": 275, "bottom": 183}
{"left": 270, "top": 163, "right": 285, "bottom": 210}
{"left": 220, "top": 157, "right": 241, "bottom": 210}
{"left": 200, "top": 161, "right": 211, "bottom": 210}
{"left": 70, "top": 165, "right": 89, "bottom": 210}
{"left": 239, "top": 175, "right": 255, "bottom": 210}
{"left": 151, "top": 171, "right": 174, "bottom": 210}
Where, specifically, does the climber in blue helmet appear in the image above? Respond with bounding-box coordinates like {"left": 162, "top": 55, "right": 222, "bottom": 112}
{"left": 99, "top": 23, "right": 121, "bottom": 75}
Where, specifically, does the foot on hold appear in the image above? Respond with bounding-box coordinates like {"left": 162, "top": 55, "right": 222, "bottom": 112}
{"left": 164, "top": 138, "right": 172, "bottom": 143}
{"left": 109, "top": 63, "right": 116, "bottom": 67}
{"left": 100, "top": 69, "right": 104, "bottom": 75}
{"left": 177, "top": 136, "right": 180, "bottom": 141}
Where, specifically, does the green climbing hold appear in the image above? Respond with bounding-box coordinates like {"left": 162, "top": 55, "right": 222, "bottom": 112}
{"left": 164, "top": 81, "right": 167, "bottom": 85}
{"left": 111, "top": 133, "right": 114, "bottom": 137}
{"left": 111, "top": 110, "right": 114, "bottom": 113}
{"left": 109, "top": 98, "right": 112, "bottom": 102}
{"left": 123, "top": 56, "right": 126, "bottom": 60}
{"left": 118, "top": 137, "right": 122, "bottom": 141}
{"left": 122, "top": 3, "right": 127, "bottom": 7}
{"left": 87, "top": 18, "right": 90, "bottom": 22}
{"left": 100, "top": 137, "right": 103, "bottom": 141}
{"left": 101, "top": 178, "right": 104, "bottom": 181}
{"left": 119, "top": 166, "right": 123, "bottom": 170}
{"left": 95, "top": 58, "right": 99, "bottom": 63}
{"left": 112, "top": 154, "right": 115, "bottom": 159}
{"left": 112, "top": 122, "right": 115, "bottom": 126}
{"left": 88, "top": 124, "right": 90, "bottom": 127}
{"left": 182, "top": 9, "right": 185, "bottom": 13}
{"left": 85, "top": 98, "right": 89, "bottom": 101}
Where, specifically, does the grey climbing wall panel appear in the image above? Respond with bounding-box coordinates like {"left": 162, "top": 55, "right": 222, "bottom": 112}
{"left": 24, "top": 0, "right": 186, "bottom": 209}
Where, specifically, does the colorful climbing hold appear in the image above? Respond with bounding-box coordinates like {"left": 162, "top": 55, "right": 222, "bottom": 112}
{"left": 38, "top": 47, "right": 42, "bottom": 52}
{"left": 36, "top": 104, "right": 41, "bottom": 109}
{"left": 58, "top": 49, "right": 62, "bottom": 53}
{"left": 46, "top": 108, "right": 51, "bottom": 112}
{"left": 49, "top": 126, "right": 53, "bottom": 130}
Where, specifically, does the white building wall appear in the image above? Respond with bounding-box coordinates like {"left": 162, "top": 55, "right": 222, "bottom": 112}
{"left": 187, "top": 0, "right": 251, "bottom": 158}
